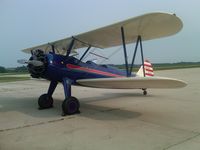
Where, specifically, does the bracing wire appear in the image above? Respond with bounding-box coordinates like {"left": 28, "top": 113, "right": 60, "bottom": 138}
{"left": 82, "top": 47, "right": 97, "bottom": 61}
{"left": 99, "top": 46, "right": 123, "bottom": 64}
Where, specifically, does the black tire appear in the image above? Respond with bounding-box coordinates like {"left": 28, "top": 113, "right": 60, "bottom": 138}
{"left": 38, "top": 94, "right": 53, "bottom": 109}
{"left": 62, "top": 97, "right": 80, "bottom": 115}
{"left": 143, "top": 90, "right": 147, "bottom": 95}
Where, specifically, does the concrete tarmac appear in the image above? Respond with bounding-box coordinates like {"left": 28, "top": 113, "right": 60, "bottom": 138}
{"left": 0, "top": 68, "right": 200, "bottom": 150}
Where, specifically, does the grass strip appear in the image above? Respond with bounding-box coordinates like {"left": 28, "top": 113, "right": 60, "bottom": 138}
{"left": 0, "top": 76, "right": 30, "bottom": 83}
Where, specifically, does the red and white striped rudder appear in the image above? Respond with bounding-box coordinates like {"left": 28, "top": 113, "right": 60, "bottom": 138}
{"left": 136, "top": 59, "right": 154, "bottom": 77}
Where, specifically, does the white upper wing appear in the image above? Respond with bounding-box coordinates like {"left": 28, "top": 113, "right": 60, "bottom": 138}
{"left": 77, "top": 77, "right": 187, "bottom": 89}
{"left": 22, "top": 12, "right": 182, "bottom": 54}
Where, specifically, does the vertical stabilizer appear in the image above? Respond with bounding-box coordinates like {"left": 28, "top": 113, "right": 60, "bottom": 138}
{"left": 137, "top": 60, "right": 154, "bottom": 77}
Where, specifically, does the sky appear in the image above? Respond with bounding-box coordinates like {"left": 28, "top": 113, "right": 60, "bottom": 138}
{"left": 0, "top": 0, "right": 200, "bottom": 67}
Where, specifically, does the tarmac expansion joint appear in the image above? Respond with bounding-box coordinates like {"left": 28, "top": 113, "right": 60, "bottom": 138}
{"left": 162, "top": 132, "right": 200, "bottom": 150}
{"left": 0, "top": 117, "right": 70, "bottom": 133}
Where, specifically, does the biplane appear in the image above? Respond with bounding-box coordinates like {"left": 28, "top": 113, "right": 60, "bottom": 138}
{"left": 19, "top": 12, "right": 187, "bottom": 116}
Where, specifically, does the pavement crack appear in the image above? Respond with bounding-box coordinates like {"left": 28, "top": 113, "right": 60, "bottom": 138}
{"left": 138, "top": 118, "right": 199, "bottom": 135}
{"left": 163, "top": 133, "right": 200, "bottom": 150}
{"left": 138, "top": 118, "right": 200, "bottom": 150}
{"left": 100, "top": 108, "right": 121, "bottom": 112}
{"left": 0, "top": 118, "right": 67, "bottom": 133}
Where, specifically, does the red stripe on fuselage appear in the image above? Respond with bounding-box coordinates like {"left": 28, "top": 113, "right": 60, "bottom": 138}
{"left": 66, "top": 64, "right": 124, "bottom": 77}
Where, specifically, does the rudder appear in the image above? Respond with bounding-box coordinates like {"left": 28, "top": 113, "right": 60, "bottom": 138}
{"left": 136, "top": 59, "right": 154, "bottom": 77}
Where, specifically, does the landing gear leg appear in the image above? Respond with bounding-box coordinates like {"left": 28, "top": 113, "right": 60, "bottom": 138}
{"left": 142, "top": 88, "right": 147, "bottom": 96}
{"left": 62, "top": 78, "right": 80, "bottom": 116}
{"left": 38, "top": 81, "right": 58, "bottom": 109}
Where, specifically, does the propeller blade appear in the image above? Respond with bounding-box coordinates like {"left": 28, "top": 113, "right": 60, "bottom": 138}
{"left": 17, "top": 59, "right": 43, "bottom": 67}
{"left": 28, "top": 60, "right": 44, "bottom": 66}
{"left": 17, "top": 59, "right": 28, "bottom": 64}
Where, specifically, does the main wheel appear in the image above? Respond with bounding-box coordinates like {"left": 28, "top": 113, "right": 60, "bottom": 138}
{"left": 143, "top": 90, "right": 147, "bottom": 95}
{"left": 62, "top": 96, "right": 80, "bottom": 115}
{"left": 38, "top": 94, "right": 53, "bottom": 109}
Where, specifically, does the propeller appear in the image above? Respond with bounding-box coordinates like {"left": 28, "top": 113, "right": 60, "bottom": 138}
{"left": 17, "top": 59, "right": 44, "bottom": 67}
{"left": 18, "top": 49, "right": 47, "bottom": 78}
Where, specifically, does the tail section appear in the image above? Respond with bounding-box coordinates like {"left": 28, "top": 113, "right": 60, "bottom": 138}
{"left": 136, "top": 59, "right": 154, "bottom": 77}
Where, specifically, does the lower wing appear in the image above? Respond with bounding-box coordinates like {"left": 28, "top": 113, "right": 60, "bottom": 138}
{"left": 77, "top": 77, "right": 187, "bottom": 89}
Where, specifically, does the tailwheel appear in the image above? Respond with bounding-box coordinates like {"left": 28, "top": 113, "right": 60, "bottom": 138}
{"left": 142, "top": 89, "right": 147, "bottom": 95}
{"left": 38, "top": 94, "right": 53, "bottom": 109}
{"left": 62, "top": 96, "right": 80, "bottom": 116}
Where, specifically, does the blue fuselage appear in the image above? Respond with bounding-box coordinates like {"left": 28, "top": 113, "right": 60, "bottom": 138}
{"left": 42, "top": 53, "right": 132, "bottom": 83}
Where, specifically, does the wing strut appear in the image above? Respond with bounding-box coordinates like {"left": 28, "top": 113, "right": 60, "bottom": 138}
{"left": 129, "top": 36, "right": 140, "bottom": 75}
{"left": 121, "top": 27, "right": 146, "bottom": 77}
{"left": 139, "top": 36, "right": 146, "bottom": 77}
{"left": 51, "top": 44, "right": 55, "bottom": 53}
{"left": 66, "top": 38, "right": 75, "bottom": 57}
{"left": 129, "top": 36, "right": 145, "bottom": 77}
{"left": 121, "top": 27, "right": 129, "bottom": 76}
{"left": 79, "top": 46, "right": 91, "bottom": 62}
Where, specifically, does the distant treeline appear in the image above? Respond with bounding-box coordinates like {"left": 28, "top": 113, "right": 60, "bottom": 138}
{"left": 0, "top": 66, "right": 28, "bottom": 73}
{"left": 152, "top": 62, "right": 200, "bottom": 70}
{"left": 111, "top": 62, "right": 200, "bottom": 71}
{"left": 0, "top": 62, "right": 200, "bottom": 73}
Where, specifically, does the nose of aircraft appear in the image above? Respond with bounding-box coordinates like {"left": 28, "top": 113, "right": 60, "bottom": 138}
{"left": 27, "top": 49, "right": 48, "bottom": 78}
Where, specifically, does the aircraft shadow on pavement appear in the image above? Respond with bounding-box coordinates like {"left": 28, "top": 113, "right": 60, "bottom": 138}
{"left": 0, "top": 92, "right": 153, "bottom": 120}
{"left": 81, "top": 92, "right": 154, "bottom": 103}
{"left": 0, "top": 97, "right": 60, "bottom": 118}
{"left": 78, "top": 92, "right": 153, "bottom": 120}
